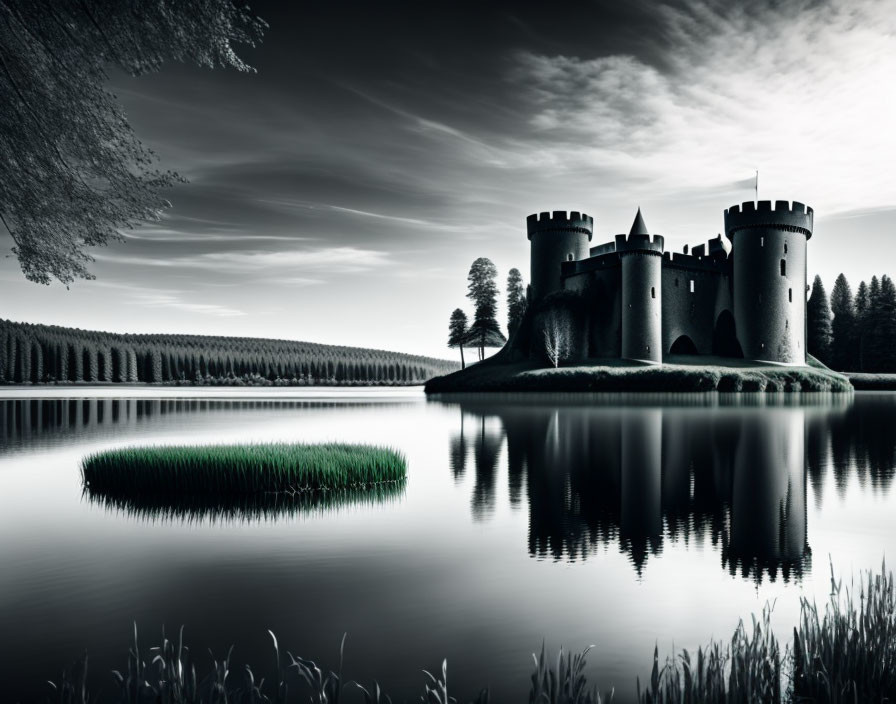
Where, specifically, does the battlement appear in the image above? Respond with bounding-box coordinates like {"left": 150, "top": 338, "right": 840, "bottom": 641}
{"left": 663, "top": 250, "right": 730, "bottom": 273}
{"left": 527, "top": 210, "right": 594, "bottom": 240}
{"left": 724, "top": 200, "right": 813, "bottom": 239}
{"left": 685, "top": 234, "right": 731, "bottom": 261}
{"left": 589, "top": 241, "right": 617, "bottom": 257}
{"left": 615, "top": 233, "right": 664, "bottom": 255}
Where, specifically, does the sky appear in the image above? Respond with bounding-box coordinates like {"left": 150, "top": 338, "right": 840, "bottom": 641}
{"left": 1, "top": 0, "right": 895, "bottom": 359}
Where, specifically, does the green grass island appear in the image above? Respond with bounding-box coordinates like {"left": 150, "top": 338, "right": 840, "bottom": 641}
{"left": 81, "top": 443, "right": 407, "bottom": 498}
{"left": 425, "top": 354, "right": 852, "bottom": 394}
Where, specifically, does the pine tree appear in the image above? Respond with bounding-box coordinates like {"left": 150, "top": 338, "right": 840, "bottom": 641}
{"left": 829, "top": 274, "right": 855, "bottom": 371}
{"left": 878, "top": 276, "right": 896, "bottom": 372}
{"left": 866, "top": 276, "right": 883, "bottom": 371}
{"left": 807, "top": 274, "right": 833, "bottom": 365}
{"left": 466, "top": 257, "right": 507, "bottom": 360}
{"left": 448, "top": 309, "right": 469, "bottom": 369}
{"left": 855, "top": 281, "right": 869, "bottom": 370}
{"left": 506, "top": 268, "right": 527, "bottom": 336}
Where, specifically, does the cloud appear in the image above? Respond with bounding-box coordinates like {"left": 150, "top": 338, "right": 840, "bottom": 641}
{"left": 511, "top": 0, "right": 896, "bottom": 213}
{"left": 128, "top": 291, "right": 247, "bottom": 317}
{"left": 93, "top": 246, "right": 391, "bottom": 275}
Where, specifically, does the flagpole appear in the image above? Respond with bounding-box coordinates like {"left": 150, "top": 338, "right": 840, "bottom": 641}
{"left": 755, "top": 170, "right": 759, "bottom": 201}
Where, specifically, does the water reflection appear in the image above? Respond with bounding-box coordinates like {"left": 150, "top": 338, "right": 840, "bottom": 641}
{"left": 0, "top": 397, "right": 412, "bottom": 454}
{"left": 83, "top": 483, "right": 406, "bottom": 524}
{"left": 443, "top": 394, "right": 896, "bottom": 583}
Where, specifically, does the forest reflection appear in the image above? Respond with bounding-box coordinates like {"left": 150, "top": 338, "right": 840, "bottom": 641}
{"left": 444, "top": 394, "right": 896, "bottom": 583}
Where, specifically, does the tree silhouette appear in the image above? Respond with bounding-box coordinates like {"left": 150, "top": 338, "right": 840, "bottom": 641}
{"left": 830, "top": 274, "right": 855, "bottom": 371}
{"left": 866, "top": 276, "right": 883, "bottom": 371}
{"left": 448, "top": 308, "right": 469, "bottom": 369}
{"left": 466, "top": 258, "right": 506, "bottom": 360}
{"left": 855, "top": 280, "right": 870, "bottom": 370}
{"left": 878, "top": 276, "right": 896, "bottom": 372}
{"left": 0, "top": 2, "right": 265, "bottom": 284}
{"left": 807, "top": 274, "right": 832, "bottom": 365}
{"left": 506, "top": 268, "right": 527, "bottom": 336}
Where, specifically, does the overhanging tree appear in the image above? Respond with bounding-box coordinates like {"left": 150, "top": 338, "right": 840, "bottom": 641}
{"left": 807, "top": 274, "right": 832, "bottom": 365}
{"left": 466, "top": 257, "right": 506, "bottom": 360}
{"left": 0, "top": 1, "right": 265, "bottom": 284}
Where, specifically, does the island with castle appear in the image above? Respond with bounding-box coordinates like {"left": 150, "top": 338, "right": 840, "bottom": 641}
{"left": 426, "top": 199, "right": 852, "bottom": 393}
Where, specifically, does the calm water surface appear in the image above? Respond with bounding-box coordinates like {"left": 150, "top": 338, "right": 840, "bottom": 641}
{"left": 1, "top": 388, "right": 895, "bottom": 702}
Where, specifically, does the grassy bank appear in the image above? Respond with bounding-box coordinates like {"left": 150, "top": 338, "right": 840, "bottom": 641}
{"left": 82, "top": 443, "right": 407, "bottom": 497}
{"left": 425, "top": 356, "right": 852, "bottom": 394}
{"left": 46, "top": 564, "right": 896, "bottom": 703}
{"left": 846, "top": 373, "right": 896, "bottom": 390}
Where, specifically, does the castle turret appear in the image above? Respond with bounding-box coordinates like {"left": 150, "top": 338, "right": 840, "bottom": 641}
{"left": 616, "top": 208, "right": 664, "bottom": 363}
{"left": 527, "top": 210, "right": 593, "bottom": 300}
{"left": 725, "top": 200, "right": 813, "bottom": 364}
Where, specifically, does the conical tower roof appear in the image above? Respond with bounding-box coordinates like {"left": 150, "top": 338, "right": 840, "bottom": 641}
{"left": 629, "top": 207, "right": 649, "bottom": 236}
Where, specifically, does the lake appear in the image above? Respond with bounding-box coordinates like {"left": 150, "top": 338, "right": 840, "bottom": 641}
{"left": 1, "top": 388, "right": 894, "bottom": 702}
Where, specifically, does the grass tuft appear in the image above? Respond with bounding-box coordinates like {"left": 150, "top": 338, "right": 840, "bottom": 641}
{"left": 81, "top": 443, "right": 407, "bottom": 498}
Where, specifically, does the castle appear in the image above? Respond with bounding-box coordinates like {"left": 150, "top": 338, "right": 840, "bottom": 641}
{"left": 518, "top": 200, "right": 814, "bottom": 365}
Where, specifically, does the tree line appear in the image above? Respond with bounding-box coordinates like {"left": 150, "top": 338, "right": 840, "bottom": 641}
{"left": 808, "top": 273, "right": 896, "bottom": 372}
{"left": 0, "top": 319, "right": 458, "bottom": 386}
{"left": 447, "top": 258, "right": 526, "bottom": 368}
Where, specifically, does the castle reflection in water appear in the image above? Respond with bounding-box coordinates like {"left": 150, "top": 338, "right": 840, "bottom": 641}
{"left": 444, "top": 394, "right": 896, "bottom": 583}
{"left": 3, "top": 394, "right": 896, "bottom": 583}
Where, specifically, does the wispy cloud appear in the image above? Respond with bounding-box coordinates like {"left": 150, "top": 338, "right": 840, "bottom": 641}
{"left": 512, "top": 0, "right": 896, "bottom": 213}
{"left": 93, "top": 246, "right": 391, "bottom": 275}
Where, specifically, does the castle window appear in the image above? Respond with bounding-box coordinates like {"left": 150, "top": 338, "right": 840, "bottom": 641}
{"left": 689, "top": 280, "right": 695, "bottom": 293}
{"left": 789, "top": 288, "right": 793, "bottom": 302}
{"left": 567, "top": 253, "right": 573, "bottom": 261}
{"left": 760, "top": 237, "right": 765, "bottom": 247}
{"left": 651, "top": 287, "right": 656, "bottom": 299}
{"left": 780, "top": 259, "right": 786, "bottom": 276}
{"left": 784, "top": 242, "right": 788, "bottom": 254}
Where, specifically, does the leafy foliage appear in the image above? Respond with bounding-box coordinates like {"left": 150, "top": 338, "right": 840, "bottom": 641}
{"left": 0, "top": 1, "right": 266, "bottom": 284}
{"left": 0, "top": 318, "right": 458, "bottom": 386}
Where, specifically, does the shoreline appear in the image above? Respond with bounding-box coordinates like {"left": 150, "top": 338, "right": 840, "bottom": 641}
{"left": 424, "top": 357, "right": 854, "bottom": 393}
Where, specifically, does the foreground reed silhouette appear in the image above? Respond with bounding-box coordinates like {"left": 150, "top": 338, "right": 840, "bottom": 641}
{"left": 46, "top": 563, "right": 895, "bottom": 703}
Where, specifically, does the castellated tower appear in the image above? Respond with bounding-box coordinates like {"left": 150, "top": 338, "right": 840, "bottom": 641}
{"left": 616, "top": 209, "right": 664, "bottom": 364}
{"left": 725, "top": 200, "right": 813, "bottom": 364}
{"left": 527, "top": 211, "right": 593, "bottom": 300}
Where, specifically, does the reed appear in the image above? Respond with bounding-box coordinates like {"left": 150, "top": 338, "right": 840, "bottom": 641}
{"left": 81, "top": 443, "right": 407, "bottom": 497}
{"left": 44, "top": 563, "right": 896, "bottom": 703}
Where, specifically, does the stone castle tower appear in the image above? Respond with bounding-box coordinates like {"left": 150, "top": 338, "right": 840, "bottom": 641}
{"left": 724, "top": 201, "right": 813, "bottom": 364}
{"left": 519, "top": 200, "right": 814, "bottom": 365}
